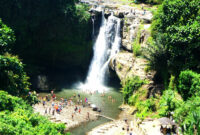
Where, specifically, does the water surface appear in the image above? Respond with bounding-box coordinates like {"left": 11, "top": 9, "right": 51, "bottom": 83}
{"left": 40, "top": 88, "right": 123, "bottom": 135}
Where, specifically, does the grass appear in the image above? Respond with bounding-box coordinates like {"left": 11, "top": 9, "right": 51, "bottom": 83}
{"left": 117, "top": 63, "right": 123, "bottom": 70}
{"left": 132, "top": 24, "right": 144, "bottom": 57}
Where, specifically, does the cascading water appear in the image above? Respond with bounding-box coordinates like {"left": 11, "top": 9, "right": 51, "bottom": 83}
{"left": 78, "top": 12, "right": 121, "bottom": 92}
{"left": 91, "top": 16, "right": 95, "bottom": 36}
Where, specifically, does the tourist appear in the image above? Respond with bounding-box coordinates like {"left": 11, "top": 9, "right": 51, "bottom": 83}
{"left": 51, "top": 90, "right": 54, "bottom": 97}
{"left": 49, "top": 107, "right": 51, "bottom": 114}
{"left": 74, "top": 106, "right": 78, "bottom": 112}
{"left": 72, "top": 113, "right": 74, "bottom": 120}
{"left": 127, "top": 125, "right": 129, "bottom": 132}
{"left": 80, "top": 99, "right": 82, "bottom": 105}
{"left": 78, "top": 107, "right": 81, "bottom": 114}
{"left": 52, "top": 94, "right": 56, "bottom": 100}
{"left": 143, "top": 9, "right": 146, "bottom": 15}
{"left": 45, "top": 108, "right": 47, "bottom": 114}
{"left": 52, "top": 102, "right": 55, "bottom": 107}
{"left": 42, "top": 98, "right": 46, "bottom": 107}
{"left": 112, "top": 99, "right": 114, "bottom": 103}
{"left": 45, "top": 95, "right": 49, "bottom": 102}
{"left": 85, "top": 97, "right": 88, "bottom": 104}
{"left": 73, "top": 93, "right": 76, "bottom": 99}
{"left": 52, "top": 109, "right": 55, "bottom": 115}
{"left": 87, "top": 112, "right": 90, "bottom": 120}
{"left": 124, "top": 118, "right": 128, "bottom": 124}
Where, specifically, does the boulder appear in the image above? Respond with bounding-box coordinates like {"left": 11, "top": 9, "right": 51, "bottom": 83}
{"left": 118, "top": 12, "right": 124, "bottom": 18}
{"left": 109, "top": 51, "right": 154, "bottom": 81}
{"left": 104, "top": 12, "right": 111, "bottom": 19}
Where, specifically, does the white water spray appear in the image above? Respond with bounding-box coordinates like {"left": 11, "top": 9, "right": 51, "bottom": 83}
{"left": 78, "top": 13, "right": 121, "bottom": 92}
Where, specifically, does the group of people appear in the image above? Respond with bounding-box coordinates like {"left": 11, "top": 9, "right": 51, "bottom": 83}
{"left": 40, "top": 90, "right": 91, "bottom": 118}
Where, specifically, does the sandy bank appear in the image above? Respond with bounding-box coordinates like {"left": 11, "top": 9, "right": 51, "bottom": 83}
{"left": 33, "top": 101, "right": 99, "bottom": 131}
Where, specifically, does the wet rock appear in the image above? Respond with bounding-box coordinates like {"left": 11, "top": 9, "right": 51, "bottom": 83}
{"left": 118, "top": 12, "right": 124, "bottom": 18}
{"left": 104, "top": 12, "right": 111, "bottom": 19}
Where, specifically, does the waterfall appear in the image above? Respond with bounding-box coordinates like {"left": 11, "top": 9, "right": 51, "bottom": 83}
{"left": 92, "top": 17, "right": 95, "bottom": 36}
{"left": 78, "top": 13, "right": 121, "bottom": 92}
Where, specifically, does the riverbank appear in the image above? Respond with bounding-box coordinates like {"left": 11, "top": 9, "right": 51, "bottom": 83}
{"left": 87, "top": 104, "right": 142, "bottom": 135}
{"left": 33, "top": 100, "right": 99, "bottom": 131}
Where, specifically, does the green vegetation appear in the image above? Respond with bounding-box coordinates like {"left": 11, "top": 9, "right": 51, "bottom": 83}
{"left": 124, "top": 0, "right": 200, "bottom": 134}
{"left": 132, "top": 25, "right": 144, "bottom": 57}
{"left": 0, "top": 0, "right": 93, "bottom": 76}
{"left": 0, "top": 91, "right": 66, "bottom": 135}
{"left": 117, "top": 63, "right": 123, "bottom": 70}
{"left": 0, "top": 19, "right": 67, "bottom": 134}
{"left": 135, "top": 97, "right": 157, "bottom": 119}
{"left": 121, "top": 76, "right": 147, "bottom": 103}
{"left": 174, "top": 96, "right": 200, "bottom": 134}
{"left": 178, "top": 70, "right": 200, "bottom": 100}
{"left": 130, "top": 0, "right": 163, "bottom": 4}
{"left": 151, "top": 0, "right": 200, "bottom": 76}
{"left": 0, "top": 54, "right": 30, "bottom": 96}
{"left": 0, "top": 19, "right": 15, "bottom": 54}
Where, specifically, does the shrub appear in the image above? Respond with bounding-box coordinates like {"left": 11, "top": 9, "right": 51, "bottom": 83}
{"left": 132, "top": 25, "right": 144, "bottom": 57}
{"left": 135, "top": 98, "right": 157, "bottom": 119}
{"left": 0, "top": 91, "right": 66, "bottom": 135}
{"left": 0, "top": 19, "right": 15, "bottom": 54}
{"left": 158, "top": 89, "right": 182, "bottom": 117}
{"left": 0, "top": 55, "right": 30, "bottom": 97}
{"left": 178, "top": 70, "right": 200, "bottom": 100}
{"left": 174, "top": 96, "right": 200, "bottom": 134}
{"left": 121, "top": 76, "right": 146, "bottom": 103}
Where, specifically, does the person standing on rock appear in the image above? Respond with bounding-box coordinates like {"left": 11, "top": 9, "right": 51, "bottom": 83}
{"left": 52, "top": 109, "right": 55, "bottom": 115}
{"left": 78, "top": 107, "right": 81, "bottom": 114}
{"left": 42, "top": 97, "right": 46, "bottom": 107}
{"left": 49, "top": 107, "right": 51, "bottom": 114}
{"left": 87, "top": 112, "right": 90, "bottom": 120}
{"left": 72, "top": 113, "right": 74, "bottom": 120}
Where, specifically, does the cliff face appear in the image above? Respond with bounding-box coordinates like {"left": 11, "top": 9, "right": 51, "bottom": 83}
{"left": 104, "top": 4, "right": 154, "bottom": 82}
{"left": 110, "top": 51, "right": 153, "bottom": 81}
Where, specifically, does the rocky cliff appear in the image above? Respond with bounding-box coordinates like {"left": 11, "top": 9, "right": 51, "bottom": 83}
{"left": 87, "top": 1, "right": 154, "bottom": 82}
{"left": 106, "top": 4, "right": 154, "bottom": 82}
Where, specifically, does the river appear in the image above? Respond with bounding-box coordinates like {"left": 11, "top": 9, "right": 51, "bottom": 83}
{"left": 39, "top": 87, "right": 123, "bottom": 135}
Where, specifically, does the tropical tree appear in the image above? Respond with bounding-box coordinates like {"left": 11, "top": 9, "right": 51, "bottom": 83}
{"left": 151, "top": 0, "right": 200, "bottom": 76}
{"left": 0, "top": 54, "right": 30, "bottom": 96}
{"left": 0, "top": 19, "right": 15, "bottom": 54}
{"left": 144, "top": 34, "right": 169, "bottom": 88}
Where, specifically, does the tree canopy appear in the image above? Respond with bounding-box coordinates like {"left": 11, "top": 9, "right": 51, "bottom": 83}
{"left": 152, "top": 0, "right": 200, "bottom": 76}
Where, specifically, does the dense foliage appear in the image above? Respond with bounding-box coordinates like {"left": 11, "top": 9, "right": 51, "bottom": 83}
{"left": 0, "top": 19, "right": 15, "bottom": 54}
{"left": 0, "top": 19, "right": 66, "bottom": 134}
{"left": 128, "top": 1, "right": 200, "bottom": 134}
{"left": 151, "top": 0, "right": 200, "bottom": 76}
{"left": 178, "top": 70, "right": 200, "bottom": 100}
{"left": 133, "top": 0, "right": 163, "bottom": 4}
{"left": 144, "top": 35, "right": 169, "bottom": 87}
{"left": 121, "top": 76, "right": 146, "bottom": 103}
{"left": 174, "top": 96, "right": 200, "bottom": 134}
{"left": 158, "top": 89, "right": 182, "bottom": 117}
{"left": 0, "top": 0, "right": 92, "bottom": 75}
{"left": 0, "top": 91, "right": 66, "bottom": 135}
{"left": 0, "top": 54, "right": 30, "bottom": 96}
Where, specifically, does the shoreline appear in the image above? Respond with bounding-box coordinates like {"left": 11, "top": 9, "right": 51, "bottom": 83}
{"left": 87, "top": 104, "right": 138, "bottom": 135}
{"left": 33, "top": 101, "right": 99, "bottom": 131}
{"left": 87, "top": 104, "right": 150, "bottom": 135}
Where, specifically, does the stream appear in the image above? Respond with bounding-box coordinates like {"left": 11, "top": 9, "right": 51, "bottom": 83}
{"left": 39, "top": 87, "right": 123, "bottom": 135}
